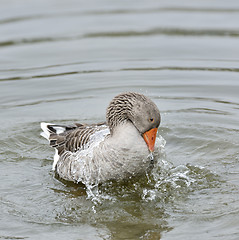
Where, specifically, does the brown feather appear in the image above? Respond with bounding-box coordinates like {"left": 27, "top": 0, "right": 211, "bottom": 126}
{"left": 48, "top": 122, "right": 107, "bottom": 156}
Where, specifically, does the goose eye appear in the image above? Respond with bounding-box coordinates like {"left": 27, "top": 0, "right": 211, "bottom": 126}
{"left": 149, "top": 118, "right": 154, "bottom": 123}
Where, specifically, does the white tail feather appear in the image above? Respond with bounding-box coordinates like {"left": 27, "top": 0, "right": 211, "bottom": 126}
{"left": 53, "top": 149, "right": 59, "bottom": 170}
{"left": 40, "top": 122, "right": 51, "bottom": 141}
{"left": 40, "top": 122, "right": 67, "bottom": 141}
{"left": 40, "top": 122, "right": 61, "bottom": 170}
{"left": 51, "top": 126, "right": 66, "bottom": 134}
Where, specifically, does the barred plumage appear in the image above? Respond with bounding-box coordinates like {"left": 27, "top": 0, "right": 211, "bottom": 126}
{"left": 40, "top": 92, "right": 161, "bottom": 185}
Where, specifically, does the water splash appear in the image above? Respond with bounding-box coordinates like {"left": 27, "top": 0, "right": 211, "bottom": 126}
{"left": 86, "top": 184, "right": 100, "bottom": 204}
{"left": 81, "top": 135, "right": 220, "bottom": 206}
{"left": 147, "top": 152, "right": 154, "bottom": 163}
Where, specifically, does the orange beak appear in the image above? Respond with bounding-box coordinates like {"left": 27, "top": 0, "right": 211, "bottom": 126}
{"left": 143, "top": 128, "right": 158, "bottom": 152}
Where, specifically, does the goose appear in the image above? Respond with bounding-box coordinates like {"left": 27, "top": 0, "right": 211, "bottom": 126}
{"left": 40, "top": 92, "right": 161, "bottom": 185}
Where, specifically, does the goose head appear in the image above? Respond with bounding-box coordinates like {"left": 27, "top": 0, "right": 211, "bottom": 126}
{"left": 106, "top": 92, "right": 161, "bottom": 152}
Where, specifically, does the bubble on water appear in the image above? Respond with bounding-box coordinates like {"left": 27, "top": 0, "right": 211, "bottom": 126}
{"left": 92, "top": 205, "right": 96, "bottom": 214}
{"left": 145, "top": 171, "right": 151, "bottom": 183}
{"left": 142, "top": 188, "right": 157, "bottom": 201}
{"left": 148, "top": 152, "right": 154, "bottom": 163}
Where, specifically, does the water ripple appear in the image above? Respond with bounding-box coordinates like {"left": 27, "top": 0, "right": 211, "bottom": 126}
{"left": 0, "top": 70, "right": 103, "bottom": 82}
{"left": 1, "top": 66, "right": 239, "bottom": 82}
{"left": 121, "top": 66, "right": 239, "bottom": 72}
{"left": 85, "top": 28, "right": 239, "bottom": 38}
{"left": 1, "top": 28, "right": 239, "bottom": 48}
{"left": 1, "top": 7, "right": 239, "bottom": 26}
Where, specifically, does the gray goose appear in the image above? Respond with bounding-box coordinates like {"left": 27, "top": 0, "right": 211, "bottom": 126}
{"left": 41, "top": 92, "right": 161, "bottom": 185}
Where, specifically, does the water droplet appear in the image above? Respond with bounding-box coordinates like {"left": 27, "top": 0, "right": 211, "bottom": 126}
{"left": 92, "top": 206, "right": 96, "bottom": 214}
{"left": 148, "top": 152, "right": 154, "bottom": 164}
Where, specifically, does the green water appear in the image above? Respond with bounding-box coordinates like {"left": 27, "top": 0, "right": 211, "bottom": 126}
{"left": 0, "top": 0, "right": 239, "bottom": 239}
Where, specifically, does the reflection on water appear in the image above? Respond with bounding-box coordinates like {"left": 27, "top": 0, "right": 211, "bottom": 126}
{"left": 0, "top": 0, "right": 239, "bottom": 239}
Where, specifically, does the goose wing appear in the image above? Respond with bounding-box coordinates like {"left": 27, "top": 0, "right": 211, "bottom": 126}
{"left": 41, "top": 122, "right": 107, "bottom": 156}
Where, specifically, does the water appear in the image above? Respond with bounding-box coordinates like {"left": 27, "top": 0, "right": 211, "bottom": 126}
{"left": 1, "top": 0, "right": 239, "bottom": 239}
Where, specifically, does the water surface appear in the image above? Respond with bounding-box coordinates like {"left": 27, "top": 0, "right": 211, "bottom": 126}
{"left": 0, "top": 0, "right": 239, "bottom": 239}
